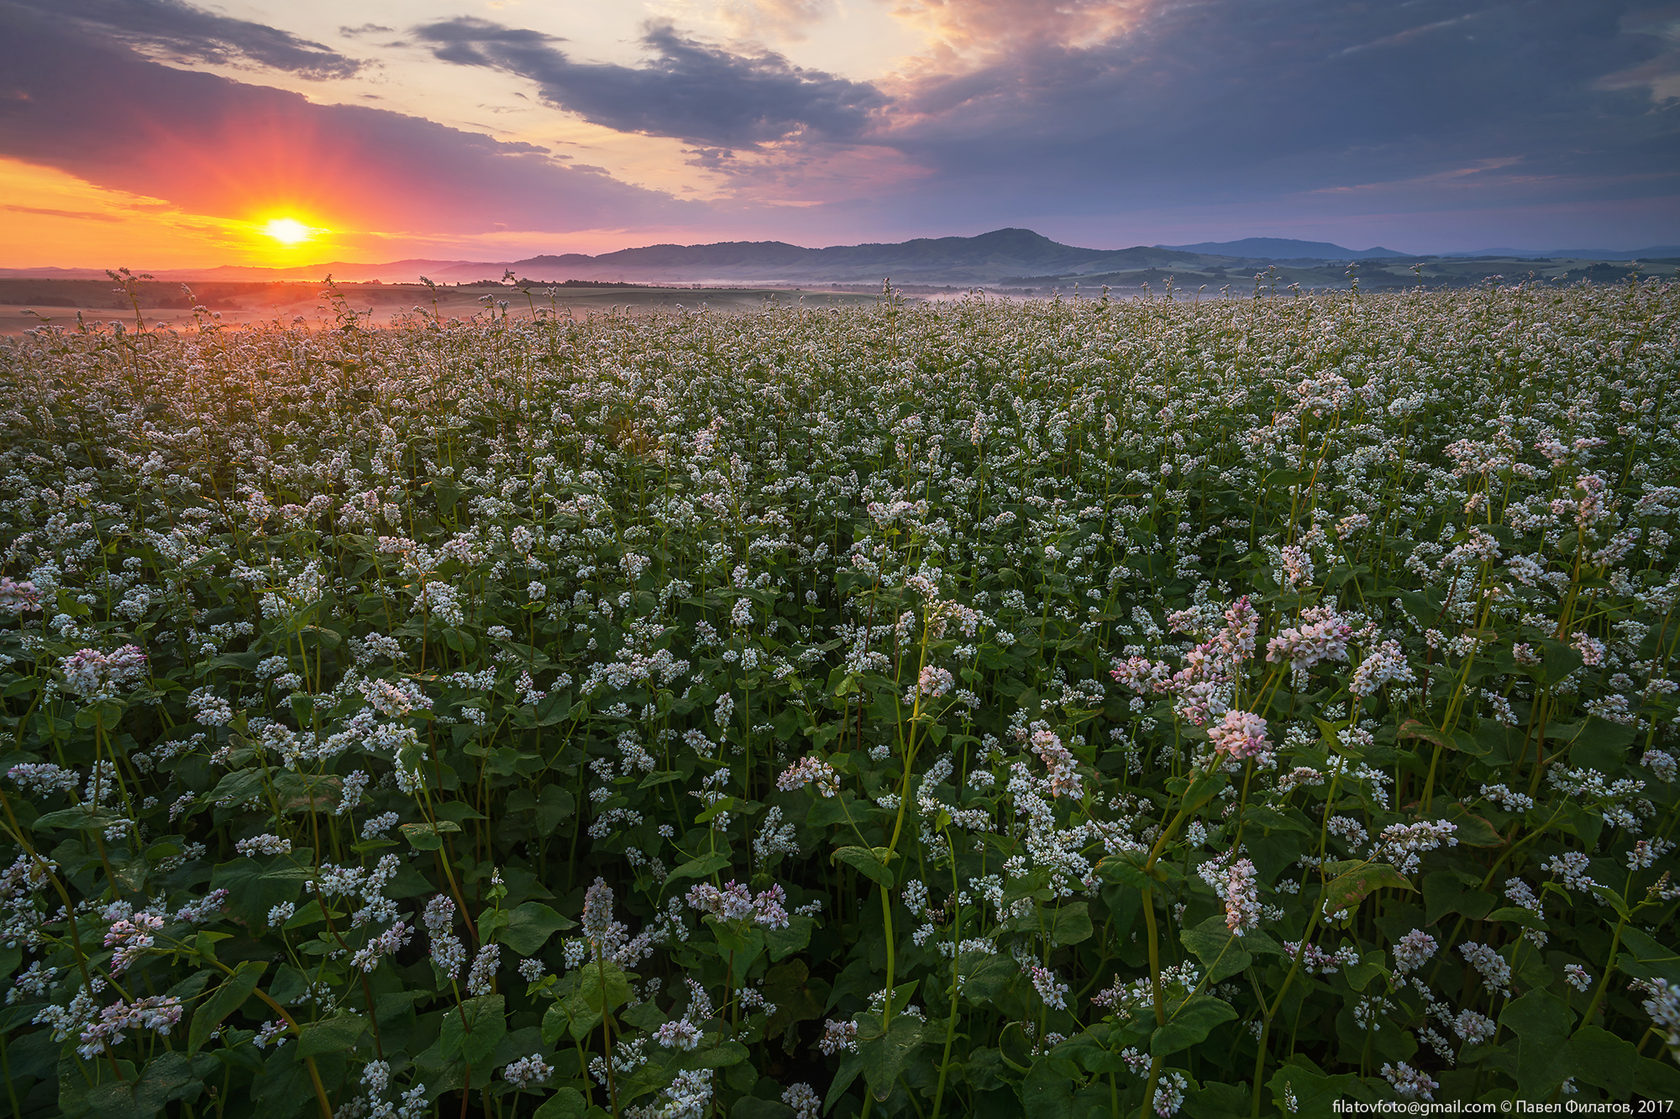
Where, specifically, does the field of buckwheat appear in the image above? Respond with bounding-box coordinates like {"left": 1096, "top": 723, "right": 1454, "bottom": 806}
{"left": 1, "top": 281, "right": 1678, "bottom": 1119}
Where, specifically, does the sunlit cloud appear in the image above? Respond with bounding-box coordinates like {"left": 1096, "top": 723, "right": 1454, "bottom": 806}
{"left": 6, "top": 0, "right": 363, "bottom": 78}
{"left": 0, "top": 0, "right": 1675, "bottom": 264}
{"left": 411, "top": 16, "right": 888, "bottom": 149}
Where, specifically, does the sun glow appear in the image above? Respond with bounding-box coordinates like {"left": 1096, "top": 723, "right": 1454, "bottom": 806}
{"left": 262, "top": 217, "right": 316, "bottom": 245}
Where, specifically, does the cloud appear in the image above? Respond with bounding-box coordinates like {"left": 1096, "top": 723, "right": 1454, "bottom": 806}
{"left": 717, "top": 0, "right": 836, "bottom": 41}
{"left": 2, "top": 0, "right": 363, "bottom": 78}
{"left": 0, "top": 5, "right": 688, "bottom": 236}
{"left": 412, "top": 17, "right": 887, "bottom": 149}
{"left": 1, "top": 202, "right": 122, "bottom": 222}
{"left": 861, "top": 0, "right": 1680, "bottom": 236}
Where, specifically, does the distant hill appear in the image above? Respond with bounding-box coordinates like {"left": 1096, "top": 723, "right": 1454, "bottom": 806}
{"left": 1450, "top": 246, "right": 1680, "bottom": 261}
{"left": 2, "top": 229, "right": 1669, "bottom": 292}
{"left": 1158, "top": 238, "right": 1408, "bottom": 260}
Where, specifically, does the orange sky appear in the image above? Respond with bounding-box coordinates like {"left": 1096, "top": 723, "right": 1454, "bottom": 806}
{"left": 1, "top": 0, "right": 1675, "bottom": 269}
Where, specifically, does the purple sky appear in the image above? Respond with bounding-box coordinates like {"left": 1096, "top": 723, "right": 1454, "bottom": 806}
{"left": 1, "top": 0, "right": 1676, "bottom": 266}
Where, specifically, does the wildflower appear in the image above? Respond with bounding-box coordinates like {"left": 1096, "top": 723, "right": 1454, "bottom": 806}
{"left": 655, "top": 1019, "right": 702, "bottom": 1050}
{"left": 783, "top": 1083, "right": 821, "bottom": 1119}
{"left": 1153, "top": 1070, "right": 1188, "bottom": 1117}
{"left": 776, "top": 756, "right": 839, "bottom": 797}
{"left": 1453, "top": 1009, "right": 1496, "bottom": 1044}
{"left": 7, "top": 763, "right": 78, "bottom": 797}
{"left": 1392, "top": 929, "right": 1437, "bottom": 973}
{"left": 1458, "top": 942, "right": 1512, "bottom": 996}
{"left": 1224, "top": 858, "right": 1260, "bottom": 935}
{"left": 502, "top": 1054, "right": 553, "bottom": 1089}
{"left": 1633, "top": 978, "right": 1680, "bottom": 1061}
{"left": 1027, "top": 964, "right": 1069, "bottom": 1010}
{"left": 1350, "top": 640, "right": 1413, "bottom": 696}
{"left": 686, "top": 881, "right": 789, "bottom": 929}
{"left": 352, "top": 923, "right": 412, "bottom": 973}
{"left": 1208, "top": 709, "right": 1269, "bottom": 761}
{"left": 70, "top": 995, "right": 184, "bottom": 1057}
{"left": 1030, "top": 726, "right": 1083, "bottom": 797}
{"left": 918, "top": 663, "right": 956, "bottom": 701}
{"left": 0, "top": 577, "right": 42, "bottom": 613}
{"left": 1373, "top": 820, "right": 1457, "bottom": 875}
{"left": 103, "top": 912, "right": 163, "bottom": 973}
{"left": 1266, "top": 606, "right": 1352, "bottom": 669}
{"left": 656, "top": 1068, "right": 714, "bottom": 1119}
{"left": 234, "top": 834, "right": 292, "bottom": 857}
{"left": 467, "top": 943, "right": 501, "bottom": 995}
{"left": 818, "top": 1018, "right": 858, "bottom": 1055}
{"left": 1543, "top": 851, "right": 1601, "bottom": 895}
{"left": 1381, "top": 1060, "right": 1438, "bottom": 1101}
{"left": 60, "top": 646, "right": 147, "bottom": 699}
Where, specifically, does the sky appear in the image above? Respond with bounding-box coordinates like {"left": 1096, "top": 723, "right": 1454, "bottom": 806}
{"left": 0, "top": 0, "right": 1677, "bottom": 268}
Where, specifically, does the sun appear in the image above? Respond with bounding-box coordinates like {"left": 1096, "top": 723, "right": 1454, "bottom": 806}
{"left": 262, "top": 217, "right": 316, "bottom": 245}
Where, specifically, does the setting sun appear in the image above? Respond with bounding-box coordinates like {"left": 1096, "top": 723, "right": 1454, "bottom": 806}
{"left": 262, "top": 217, "right": 315, "bottom": 245}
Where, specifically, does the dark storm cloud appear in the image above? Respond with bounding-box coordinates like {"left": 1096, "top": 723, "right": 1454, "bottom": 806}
{"left": 1, "top": 0, "right": 363, "bottom": 78}
{"left": 0, "top": 5, "right": 688, "bottom": 235}
{"left": 411, "top": 17, "right": 887, "bottom": 149}
{"left": 867, "top": 0, "right": 1680, "bottom": 238}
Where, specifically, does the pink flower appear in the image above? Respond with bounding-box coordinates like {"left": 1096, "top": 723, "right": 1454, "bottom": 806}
{"left": 1208, "top": 709, "right": 1269, "bottom": 760}
{"left": 1224, "top": 859, "right": 1260, "bottom": 935}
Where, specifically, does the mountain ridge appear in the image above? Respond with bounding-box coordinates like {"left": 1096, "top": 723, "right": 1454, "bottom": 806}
{"left": 1157, "top": 237, "right": 1407, "bottom": 259}
{"left": 1, "top": 229, "right": 1671, "bottom": 288}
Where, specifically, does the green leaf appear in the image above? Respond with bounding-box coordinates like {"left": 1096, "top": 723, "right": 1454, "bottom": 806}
{"left": 1533, "top": 639, "right": 1584, "bottom": 686}
{"left": 399, "top": 819, "right": 461, "bottom": 851}
{"left": 578, "top": 962, "right": 632, "bottom": 1015}
{"left": 1180, "top": 916, "right": 1251, "bottom": 985}
{"left": 1439, "top": 802, "right": 1503, "bottom": 847}
{"left": 1096, "top": 849, "right": 1160, "bottom": 889}
{"left": 1423, "top": 871, "right": 1494, "bottom": 923}
{"left": 31, "top": 807, "right": 118, "bottom": 833}
{"left": 1019, "top": 1054, "right": 1080, "bottom": 1119}
{"left": 533, "top": 1087, "right": 589, "bottom": 1119}
{"left": 1319, "top": 860, "right": 1412, "bottom": 914}
{"left": 1049, "top": 901, "right": 1093, "bottom": 946}
{"left": 690, "top": 1039, "right": 751, "bottom": 1068}
{"left": 1268, "top": 1056, "right": 1369, "bottom": 1115}
{"left": 500, "top": 901, "right": 577, "bottom": 955}
{"left": 1395, "top": 719, "right": 1448, "bottom": 749}
{"left": 961, "top": 956, "right": 1020, "bottom": 1005}
{"left": 440, "top": 994, "right": 507, "bottom": 1067}
{"left": 133, "top": 1050, "right": 211, "bottom": 1114}
{"left": 1241, "top": 804, "right": 1312, "bottom": 835}
{"left": 831, "top": 845, "right": 895, "bottom": 888}
{"left": 1615, "top": 926, "right": 1680, "bottom": 983}
{"left": 188, "top": 960, "right": 265, "bottom": 1054}
{"left": 543, "top": 1000, "right": 599, "bottom": 1046}
{"left": 860, "top": 1014, "right": 923, "bottom": 1101}
{"left": 296, "top": 1013, "right": 368, "bottom": 1058}
{"left": 531, "top": 786, "right": 577, "bottom": 832}
{"left": 766, "top": 914, "right": 815, "bottom": 961}
{"left": 1498, "top": 990, "right": 1573, "bottom": 1097}
{"left": 666, "top": 852, "right": 731, "bottom": 885}
{"left": 1567, "top": 1026, "right": 1636, "bottom": 1098}
{"left": 1150, "top": 995, "right": 1237, "bottom": 1058}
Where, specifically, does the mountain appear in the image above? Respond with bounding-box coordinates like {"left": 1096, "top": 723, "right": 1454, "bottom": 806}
{"left": 1449, "top": 246, "right": 1680, "bottom": 261}
{"left": 3, "top": 229, "right": 1667, "bottom": 292}
{"left": 507, "top": 228, "right": 1131, "bottom": 285}
{"left": 1158, "top": 238, "right": 1408, "bottom": 260}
